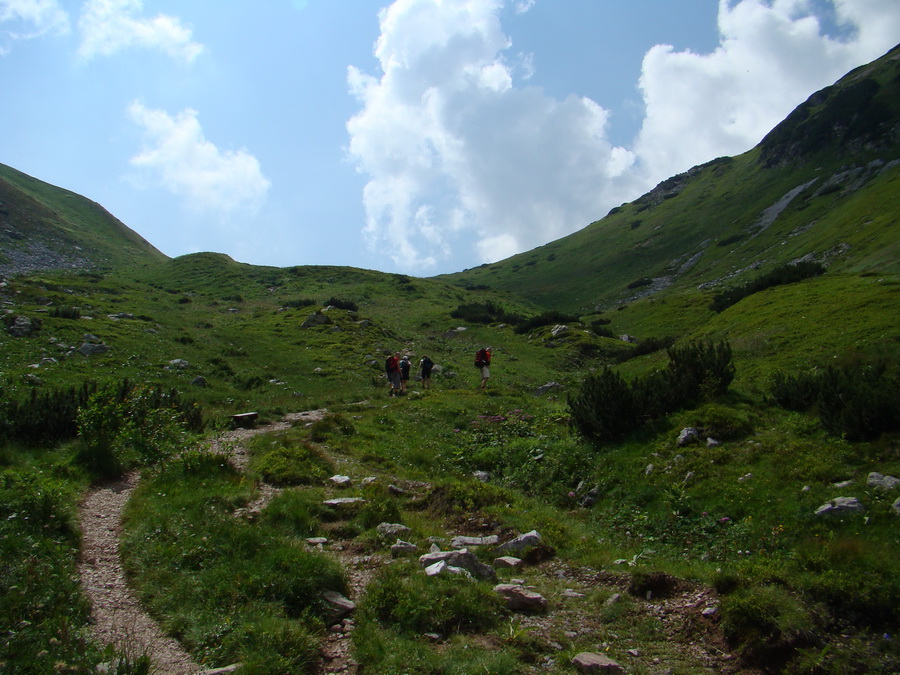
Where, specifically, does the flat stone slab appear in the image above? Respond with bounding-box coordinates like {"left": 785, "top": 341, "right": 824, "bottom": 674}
{"left": 571, "top": 652, "right": 625, "bottom": 673}
{"left": 451, "top": 535, "right": 499, "bottom": 548}
{"left": 323, "top": 497, "right": 365, "bottom": 506}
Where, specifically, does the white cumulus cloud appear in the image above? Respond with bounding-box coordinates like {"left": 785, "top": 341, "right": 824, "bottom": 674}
{"left": 347, "top": 0, "right": 635, "bottom": 270}
{"left": 348, "top": 0, "right": 900, "bottom": 272}
{"left": 127, "top": 101, "right": 270, "bottom": 216}
{"left": 0, "top": 0, "right": 69, "bottom": 53}
{"left": 78, "top": 0, "right": 203, "bottom": 62}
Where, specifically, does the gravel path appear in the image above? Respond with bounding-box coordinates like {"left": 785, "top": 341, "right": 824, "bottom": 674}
{"left": 77, "top": 410, "right": 330, "bottom": 674}
{"left": 78, "top": 471, "right": 201, "bottom": 674}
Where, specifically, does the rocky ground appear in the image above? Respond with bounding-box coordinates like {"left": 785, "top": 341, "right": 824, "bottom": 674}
{"left": 78, "top": 410, "right": 751, "bottom": 674}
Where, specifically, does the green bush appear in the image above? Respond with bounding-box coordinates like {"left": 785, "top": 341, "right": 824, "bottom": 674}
{"left": 49, "top": 305, "right": 81, "bottom": 319}
{"left": 323, "top": 297, "right": 358, "bottom": 311}
{"left": 769, "top": 361, "right": 900, "bottom": 440}
{"left": 817, "top": 363, "right": 899, "bottom": 441}
{"left": 514, "top": 310, "right": 579, "bottom": 334}
{"left": 251, "top": 437, "right": 334, "bottom": 486}
{"left": 721, "top": 585, "right": 815, "bottom": 669}
{"left": 361, "top": 561, "right": 504, "bottom": 635}
{"left": 450, "top": 301, "right": 523, "bottom": 325}
{"left": 568, "top": 367, "right": 639, "bottom": 444}
{"left": 0, "top": 381, "right": 98, "bottom": 446}
{"left": 75, "top": 383, "right": 201, "bottom": 478}
{"left": 569, "top": 340, "right": 735, "bottom": 445}
{"left": 769, "top": 370, "right": 821, "bottom": 411}
{"left": 308, "top": 413, "right": 355, "bottom": 442}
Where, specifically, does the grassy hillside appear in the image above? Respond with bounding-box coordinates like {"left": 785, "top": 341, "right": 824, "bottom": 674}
{"left": 441, "top": 45, "right": 900, "bottom": 315}
{"left": 1, "top": 47, "right": 899, "bottom": 675}
{"left": 0, "top": 163, "right": 167, "bottom": 276}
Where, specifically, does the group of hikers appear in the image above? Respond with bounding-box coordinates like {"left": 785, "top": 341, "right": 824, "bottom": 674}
{"left": 385, "top": 346, "right": 491, "bottom": 396}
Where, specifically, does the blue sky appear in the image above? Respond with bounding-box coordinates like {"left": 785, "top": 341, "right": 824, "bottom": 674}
{"left": 2, "top": 1, "right": 898, "bottom": 275}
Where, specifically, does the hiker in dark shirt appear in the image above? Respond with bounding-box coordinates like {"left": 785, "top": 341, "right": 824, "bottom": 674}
{"left": 399, "top": 355, "right": 411, "bottom": 394}
{"left": 418, "top": 355, "right": 434, "bottom": 390}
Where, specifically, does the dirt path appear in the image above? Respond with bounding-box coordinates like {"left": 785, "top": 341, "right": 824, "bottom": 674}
{"left": 77, "top": 410, "right": 332, "bottom": 675}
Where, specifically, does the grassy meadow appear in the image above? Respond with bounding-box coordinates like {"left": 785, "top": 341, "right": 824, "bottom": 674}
{"left": 2, "top": 247, "right": 899, "bottom": 673}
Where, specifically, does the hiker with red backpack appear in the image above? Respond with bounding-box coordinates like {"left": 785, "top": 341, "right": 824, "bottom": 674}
{"left": 475, "top": 346, "right": 491, "bottom": 389}
{"left": 385, "top": 351, "right": 401, "bottom": 396}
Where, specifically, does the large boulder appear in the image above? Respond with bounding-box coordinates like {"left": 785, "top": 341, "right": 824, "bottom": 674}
{"left": 867, "top": 472, "right": 900, "bottom": 490}
{"left": 6, "top": 315, "right": 38, "bottom": 337}
{"left": 301, "top": 311, "right": 332, "bottom": 328}
{"left": 496, "top": 530, "right": 541, "bottom": 554}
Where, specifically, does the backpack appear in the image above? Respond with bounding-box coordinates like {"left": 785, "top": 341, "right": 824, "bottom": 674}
{"left": 475, "top": 349, "right": 487, "bottom": 368}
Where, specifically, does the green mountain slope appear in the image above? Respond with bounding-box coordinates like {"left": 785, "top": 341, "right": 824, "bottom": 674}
{"left": 440, "top": 44, "right": 900, "bottom": 314}
{"left": 0, "top": 163, "right": 167, "bottom": 276}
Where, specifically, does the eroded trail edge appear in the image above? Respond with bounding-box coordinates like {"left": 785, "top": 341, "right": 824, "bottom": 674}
{"left": 77, "top": 410, "right": 329, "bottom": 675}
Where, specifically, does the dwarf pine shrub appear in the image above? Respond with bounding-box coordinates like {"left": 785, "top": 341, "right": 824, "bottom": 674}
{"left": 513, "top": 310, "right": 580, "bottom": 334}
{"left": 710, "top": 261, "right": 825, "bottom": 313}
{"left": 569, "top": 340, "right": 735, "bottom": 446}
{"left": 769, "top": 361, "right": 899, "bottom": 440}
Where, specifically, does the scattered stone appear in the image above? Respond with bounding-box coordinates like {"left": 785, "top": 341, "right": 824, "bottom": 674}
{"left": 814, "top": 496, "right": 865, "bottom": 516}
{"left": 419, "top": 548, "right": 496, "bottom": 580}
{"left": 893, "top": 497, "right": 900, "bottom": 516}
{"left": 562, "top": 589, "right": 585, "bottom": 598}
{"left": 199, "top": 664, "right": 242, "bottom": 675}
{"left": 580, "top": 487, "right": 600, "bottom": 508}
{"left": 494, "top": 584, "right": 548, "bottom": 612}
{"left": 451, "top": 535, "right": 499, "bottom": 548}
{"left": 169, "top": 358, "right": 190, "bottom": 369}
{"left": 497, "top": 530, "right": 541, "bottom": 554}
{"left": 706, "top": 437, "right": 721, "bottom": 447}
{"left": 78, "top": 341, "right": 109, "bottom": 356}
{"left": 738, "top": 473, "right": 753, "bottom": 482}
{"left": 191, "top": 376, "right": 209, "bottom": 387}
{"left": 644, "top": 463, "right": 654, "bottom": 475}
{"left": 388, "top": 483, "right": 407, "bottom": 495}
{"left": 323, "top": 497, "right": 365, "bottom": 507}
{"left": 702, "top": 606, "right": 718, "bottom": 618}
{"left": 391, "top": 539, "right": 417, "bottom": 556}
{"left": 230, "top": 412, "right": 258, "bottom": 428}
{"left": 425, "top": 560, "right": 471, "bottom": 577}
{"left": 493, "top": 556, "right": 522, "bottom": 569}
{"left": 6, "top": 315, "right": 37, "bottom": 337}
{"left": 833, "top": 479, "right": 853, "bottom": 489}
{"left": 330, "top": 475, "right": 352, "bottom": 487}
{"left": 107, "top": 312, "right": 134, "bottom": 320}
{"left": 321, "top": 590, "right": 355, "bottom": 624}
{"left": 551, "top": 325, "right": 569, "bottom": 338}
{"left": 626, "top": 649, "right": 640, "bottom": 657}
{"left": 571, "top": 652, "right": 624, "bottom": 673}
{"left": 301, "top": 311, "right": 332, "bottom": 328}
{"left": 867, "top": 472, "right": 900, "bottom": 490}
{"left": 306, "top": 537, "right": 328, "bottom": 546}
{"left": 677, "top": 427, "right": 700, "bottom": 446}
{"left": 535, "top": 381, "right": 562, "bottom": 396}
{"left": 606, "top": 593, "right": 622, "bottom": 605}
{"left": 473, "top": 470, "right": 490, "bottom": 482}
{"left": 376, "top": 522, "right": 411, "bottom": 537}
